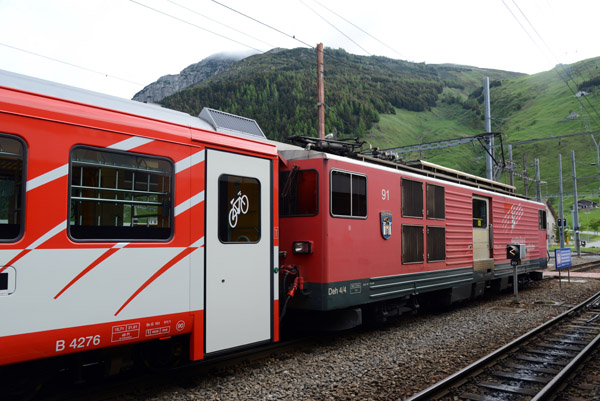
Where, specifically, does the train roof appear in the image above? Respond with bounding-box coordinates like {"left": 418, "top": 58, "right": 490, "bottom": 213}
{"left": 277, "top": 143, "right": 519, "bottom": 197}
{"left": 0, "top": 69, "right": 266, "bottom": 142}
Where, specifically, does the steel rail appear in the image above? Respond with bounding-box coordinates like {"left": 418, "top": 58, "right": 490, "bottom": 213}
{"left": 531, "top": 331, "right": 600, "bottom": 400}
{"left": 405, "top": 289, "right": 600, "bottom": 401}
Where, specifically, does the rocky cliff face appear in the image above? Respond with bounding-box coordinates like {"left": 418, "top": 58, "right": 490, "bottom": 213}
{"left": 132, "top": 52, "right": 250, "bottom": 103}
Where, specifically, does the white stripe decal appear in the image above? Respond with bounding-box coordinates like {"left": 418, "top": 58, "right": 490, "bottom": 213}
{"left": 26, "top": 164, "right": 68, "bottom": 192}
{"left": 27, "top": 220, "right": 67, "bottom": 250}
{"left": 107, "top": 136, "right": 154, "bottom": 151}
{"left": 174, "top": 191, "right": 205, "bottom": 216}
{"left": 191, "top": 237, "right": 205, "bottom": 248}
{"left": 113, "top": 242, "right": 129, "bottom": 249}
{"left": 175, "top": 150, "right": 205, "bottom": 173}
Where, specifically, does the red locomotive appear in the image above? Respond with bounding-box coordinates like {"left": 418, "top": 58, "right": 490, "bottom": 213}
{"left": 0, "top": 70, "right": 547, "bottom": 387}
{"left": 277, "top": 136, "right": 547, "bottom": 327}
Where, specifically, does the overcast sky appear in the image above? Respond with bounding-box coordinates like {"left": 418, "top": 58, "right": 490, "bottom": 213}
{"left": 0, "top": 0, "right": 598, "bottom": 99}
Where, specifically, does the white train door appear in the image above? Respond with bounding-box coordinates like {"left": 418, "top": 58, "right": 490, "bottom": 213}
{"left": 205, "top": 149, "right": 272, "bottom": 353}
{"left": 472, "top": 196, "right": 493, "bottom": 270}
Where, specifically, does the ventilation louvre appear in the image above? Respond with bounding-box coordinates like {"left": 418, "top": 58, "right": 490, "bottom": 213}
{"left": 199, "top": 107, "right": 266, "bottom": 139}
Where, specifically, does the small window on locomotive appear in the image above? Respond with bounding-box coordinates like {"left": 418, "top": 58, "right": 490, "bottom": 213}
{"left": 472, "top": 198, "right": 487, "bottom": 228}
{"left": 280, "top": 169, "right": 318, "bottom": 216}
{"left": 402, "top": 225, "right": 424, "bottom": 264}
{"left": 69, "top": 147, "right": 173, "bottom": 241}
{"left": 427, "top": 226, "right": 446, "bottom": 262}
{"left": 0, "top": 136, "right": 25, "bottom": 241}
{"left": 330, "top": 170, "right": 367, "bottom": 218}
{"left": 402, "top": 179, "right": 423, "bottom": 218}
{"left": 426, "top": 184, "right": 445, "bottom": 220}
{"left": 539, "top": 210, "right": 547, "bottom": 230}
{"left": 218, "top": 174, "right": 261, "bottom": 243}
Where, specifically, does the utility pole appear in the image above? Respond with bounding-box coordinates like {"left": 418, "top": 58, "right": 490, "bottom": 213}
{"left": 523, "top": 153, "right": 528, "bottom": 198}
{"left": 559, "top": 154, "right": 565, "bottom": 248}
{"left": 572, "top": 150, "right": 581, "bottom": 256}
{"left": 483, "top": 77, "right": 493, "bottom": 180}
{"left": 592, "top": 135, "right": 600, "bottom": 166}
{"left": 535, "top": 158, "right": 541, "bottom": 202}
{"left": 316, "top": 43, "right": 325, "bottom": 140}
{"left": 508, "top": 144, "right": 514, "bottom": 187}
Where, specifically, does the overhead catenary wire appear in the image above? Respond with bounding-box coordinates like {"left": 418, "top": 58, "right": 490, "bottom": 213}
{"left": 129, "top": 0, "right": 265, "bottom": 54}
{"left": 297, "top": 0, "right": 371, "bottom": 56}
{"left": 209, "top": 0, "right": 390, "bottom": 88}
{"left": 167, "top": 0, "right": 276, "bottom": 49}
{"left": 0, "top": 42, "right": 145, "bottom": 87}
{"left": 309, "top": 0, "right": 405, "bottom": 59}
{"left": 503, "top": 0, "right": 600, "bottom": 128}
{"left": 211, "top": 0, "right": 313, "bottom": 49}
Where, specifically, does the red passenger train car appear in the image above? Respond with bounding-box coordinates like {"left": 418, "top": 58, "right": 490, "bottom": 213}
{"left": 277, "top": 141, "right": 547, "bottom": 326}
{"left": 0, "top": 70, "right": 280, "bottom": 370}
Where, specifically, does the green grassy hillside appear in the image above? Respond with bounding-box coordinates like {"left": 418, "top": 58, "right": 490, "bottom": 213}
{"left": 363, "top": 57, "right": 600, "bottom": 211}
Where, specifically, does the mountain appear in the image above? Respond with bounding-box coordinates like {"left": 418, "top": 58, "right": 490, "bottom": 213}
{"left": 157, "top": 48, "right": 522, "bottom": 142}
{"left": 141, "top": 48, "right": 600, "bottom": 209}
{"left": 132, "top": 51, "right": 254, "bottom": 103}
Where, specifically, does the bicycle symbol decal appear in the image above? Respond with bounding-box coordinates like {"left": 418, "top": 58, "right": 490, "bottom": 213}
{"left": 229, "top": 191, "right": 249, "bottom": 228}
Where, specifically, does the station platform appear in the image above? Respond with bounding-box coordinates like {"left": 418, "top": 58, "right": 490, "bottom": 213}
{"left": 543, "top": 270, "right": 600, "bottom": 279}
{"left": 543, "top": 253, "right": 600, "bottom": 279}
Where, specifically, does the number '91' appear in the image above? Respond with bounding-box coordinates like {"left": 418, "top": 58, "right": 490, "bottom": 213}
{"left": 381, "top": 189, "right": 390, "bottom": 200}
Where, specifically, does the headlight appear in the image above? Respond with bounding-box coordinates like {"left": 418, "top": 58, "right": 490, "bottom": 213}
{"left": 292, "top": 241, "right": 313, "bottom": 254}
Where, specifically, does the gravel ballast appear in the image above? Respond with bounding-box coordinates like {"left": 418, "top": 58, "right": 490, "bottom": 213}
{"left": 111, "top": 268, "right": 600, "bottom": 401}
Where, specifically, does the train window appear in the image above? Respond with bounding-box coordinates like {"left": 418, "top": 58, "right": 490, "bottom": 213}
{"left": 427, "top": 226, "right": 446, "bottom": 262}
{"left": 538, "top": 210, "right": 547, "bottom": 230}
{"left": 69, "top": 147, "right": 173, "bottom": 241}
{"left": 218, "top": 174, "right": 261, "bottom": 243}
{"left": 472, "top": 199, "right": 487, "bottom": 228}
{"left": 402, "top": 179, "right": 423, "bottom": 218}
{"left": 330, "top": 170, "right": 367, "bottom": 218}
{"left": 280, "top": 169, "right": 318, "bottom": 216}
{"left": 426, "top": 184, "right": 445, "bottom": 220}
{"left": 402, "top": 225, "right": 424, "bottom": 264}
{"left": 0, "top": 135, "right": 25, "bottom": 241}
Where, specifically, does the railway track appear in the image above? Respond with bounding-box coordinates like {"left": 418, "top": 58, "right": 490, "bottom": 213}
{"left": 406, "top": 289, "right": 600, "bottom": 401}
{"left": 569, "top": 258, "right": 600, "bottom": 272}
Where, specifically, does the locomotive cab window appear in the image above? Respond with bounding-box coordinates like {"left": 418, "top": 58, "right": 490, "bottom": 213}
{"left": 402, "top": 179, "right": 423, "bottom": 218}
{"left": 473, "top": 198, "right": 487, "bottom": 228}
{"left": 330, "top": 170, "right": 367, "bottom": 218}
{"left": 0, "top": 135, "right": 25, "bottom": 241}
{"left": 280, "top": 168, "right": 318, "bottom": 216}
{"left": 218, "top": 174, "right": 261, "bottom": 243}
{"left": 538, "top": 210, "right": 547, "bottom": 230}
{"left": 69, "top": 147, "right": 173, "bottom": 241}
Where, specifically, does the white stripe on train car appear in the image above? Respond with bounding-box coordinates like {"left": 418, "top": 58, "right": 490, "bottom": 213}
{"left": 174, "top": 191, "right": 205, "bottom": 217}
{"left": 26, "top": 220, "right": 67, "bottom": 250}
{"left": 191, "top": 237, "right": 204, "bottom": 248}
{"left": 175, "top": 150, "right": 205, "bottom": 173}
{"left": 26, "top": 164, "right": 69, "bottom": 192}
{"left": 107, "top": 136, "right": 154, "bottom": 151}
